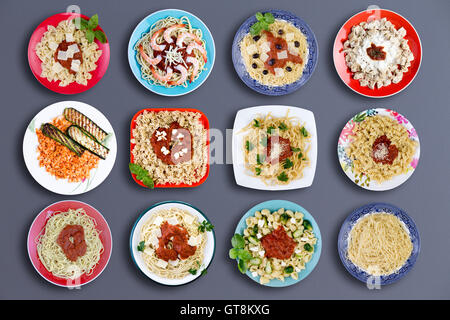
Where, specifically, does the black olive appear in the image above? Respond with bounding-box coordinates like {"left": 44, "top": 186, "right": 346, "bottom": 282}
{"left": 253, "top": 35, "right": 260, "bottom": 42}
{"left": 252, "top": 63, "right": 257, "bottom": 69}
{"left": 268, "top": 59, "right": 275, "bottom": 66}
{"left": 262, "top": 70, "right": 268, "bottom": 75}
{"left": 275, "top": 44, "right": 282, "bottom": 50}
{"left": 278, "top": 29, "right": 284, "bottom": 35}
{"left": 294, "top": 41, "right": 300, "bottom": 47}
{"left": 286, "top": 66, "right": 292, "bottom": 72}
{"left": 252, "top": 53, "right": 259, "bottom": 59}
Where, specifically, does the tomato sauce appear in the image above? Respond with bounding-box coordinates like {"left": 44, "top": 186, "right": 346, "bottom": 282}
{"left": 263, "top": 31, "right": 303, "bottom": 75}
{"left": 155, "top": 222, "right": 197, "bottom": 261}
{"left": 372, "top": 135, "right": 398, "bottom": 165}
{"left": 150, "top": 122, "right": 193, "bottom": 165}
{"left": 265, "top": 135, "right": 293, "bottom": 164}
{"left": 261, "top": 226, "right": 296, "bottom": 260}
{"left": 54, "top": 40, "right": 83, "bottom": 74}
{"left": 56, "top": 224, "right": 87, "bottom": 262}
{"left": 153, "top": 34, "right": 194, "bottom": 72}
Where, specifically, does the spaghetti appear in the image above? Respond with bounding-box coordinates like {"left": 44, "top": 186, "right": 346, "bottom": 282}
{"left": 36, "top": 208, "right": 103, "bottom": 279}
{"left": 347, "top": 213, "right": 413, "bottom": 276}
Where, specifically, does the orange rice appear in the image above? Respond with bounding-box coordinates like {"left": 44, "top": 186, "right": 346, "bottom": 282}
{"left": 36, "top": 116, "right": 100, "bottom": 182}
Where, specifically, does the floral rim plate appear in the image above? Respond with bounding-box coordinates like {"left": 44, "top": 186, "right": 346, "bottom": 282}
{"left": 129, "top": 201, "right": 216, "bottom": 286}
{"left": 127, "top": 9, "right": 216, "bottom": 97}
{"left": 234, "top": 200, "right": 321, "bottom": 287}
{"left": 232, "top": 9, "right": 318, "bottom": 96}
{"left": 232, "top": 105, "right": 317, "bottom": 191}
{"left": 337, "top": 202, "right": 420, "bottom": 285}
{"left": 23, "top": 101, "right": 117, "bottom": 195}
{"left": 337, "top": 108, "right": 420, "bottom": 191}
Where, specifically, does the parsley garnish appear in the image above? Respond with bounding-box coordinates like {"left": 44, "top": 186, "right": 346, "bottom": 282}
{"left": 283, "top": 158, "right": 293, "bottom": 169}
{"left": 256, "top": 154, "right": 266, "bottom": 165}
{"left": 278, "top": 122, "right": 288, "bottom": 131}
{"left": 137, "top": 241, "right": 145, "bottom": 252}
{"left": 198, "top": 220, "right": 214, "bottom": 233}
{"left": 277, "top": 172, "right": 289, "bottom": 182}
{"left": 253, "top": 119, "right": 260, "bottom": 128}
{"left": 255, "top": 167, "right": 262, "bottom": 176}
{"left": 300, "top": 127, "right": 308, "bottom": 137}
{"left": 245, "top": 140, "right": 254, "bottom": 151}
{"left": 267, "top": 126, "right": 275, "bottom": 134}
{"left": 291, "top": 147, "right": 301, "bottom": 152}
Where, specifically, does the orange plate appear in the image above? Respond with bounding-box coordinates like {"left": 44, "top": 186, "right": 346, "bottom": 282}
{"left": 130, "top": 108, "right": 210, "bottom": 188}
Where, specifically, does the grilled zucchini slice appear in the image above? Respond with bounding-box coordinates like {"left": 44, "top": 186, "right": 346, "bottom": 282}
{"left": 40, "top": 123, "right": 84, "bottom": 156}
{"left": 67, "top": 125, "right": 109, "bottom": 159}
{"left": 64, "top": 108, "right": 108, "bottom": 142}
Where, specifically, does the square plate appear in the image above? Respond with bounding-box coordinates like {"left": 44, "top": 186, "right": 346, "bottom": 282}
{"left": 232, "top": 105, "right": 317, "bottom": 190}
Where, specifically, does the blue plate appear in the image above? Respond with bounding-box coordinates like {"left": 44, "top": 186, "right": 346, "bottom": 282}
{"left": 232, "top": 9, "right": 318, "bottom": 96}
{"left": 234, "top": 200, "right": 322, "bottom": 287}
{"left": 128, "top": 9, "right": 215, "bottom": 96}
{"left": 338, "top": 203, "right": 420, "bottom": 285}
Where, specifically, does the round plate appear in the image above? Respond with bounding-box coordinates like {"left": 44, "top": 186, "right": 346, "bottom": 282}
{"left": 232, "top": 9, "right": 318, "bottom": 96}
{"left": 337, "top": 202, "right": 420, "bottom": 285}
{"left": 27, "top": 200, "right": 112, "bottom": 288}
{"left": 333, "top": 8, "right": 422, "bottom": 98}
{"left": 130, "top": 201, "right": 216, "bottom": 286}
{"left": 28, "top": 13, "right": 110, "bottom": 94}
{"left": 23, "top": 101, "right": 117, "bottom": 195}
{"left": 338, "top": 108, "right": 420, "bottom": 191}
{"left": 128, "top": 9, "right": 216, "bottom": 96}
{"left": 234, "top": 200, "right": 321, "bottom": 287}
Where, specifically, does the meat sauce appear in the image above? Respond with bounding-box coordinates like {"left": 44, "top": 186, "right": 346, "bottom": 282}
{"left": 153, "top": 33, "right": 194, "bottom": 72}
{"left": 366, "top": 43, "right": 386, "bottom": 61}
{"left": 265, "top": 135, "right": 293, "bottom": 164}
{"left": 372, "top": 135, "right": 398, "bottom": 165}
{"left": 155, "top": 221, "right": 197, "bottom": 261}
{"left": 261, "top": 226, "right": 296, "bottom": 260}
{"left": 263, "top": 30, "right": 303, "bottom": 75}
{"left": 56, "top": 224, "right": 87, "bottom": 262}
{"left": 54, "top": 40, "right": 82, "bottom": 74}
{"left": 150, "top": 121, "right": 193, "bottom": 165}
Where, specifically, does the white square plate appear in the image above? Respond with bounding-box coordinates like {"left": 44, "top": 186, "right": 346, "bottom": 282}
{"left": 232, "top": 105, "right": 317, "bottom": 191}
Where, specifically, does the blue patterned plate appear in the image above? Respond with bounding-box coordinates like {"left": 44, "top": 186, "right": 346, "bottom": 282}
{"left": 234, "top": 200, "right": 321, "bottom": 287}
{"left": 232, "top": 9, "right": 318, "bottom": 96}
{"left": 338, "top": 203, "right": 420, "bottom": 285}
{"left": 128, "top": 9, "right": 215, "bottom": 96}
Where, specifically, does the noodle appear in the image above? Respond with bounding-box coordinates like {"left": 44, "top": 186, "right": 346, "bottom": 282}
{"left": 241, "top": 111, "right": 310, "bottom": 185}
{"left": 347, "top": 213, "right": 413, "bottom": 276}
{"left": 139, "top": 208, "right": 206, "bottom": 279}
{"left": 36, "top": 208, "right": 103, "bottom": 279}
{"left": 134, "top": 16, "right": 207, "bottom": 87}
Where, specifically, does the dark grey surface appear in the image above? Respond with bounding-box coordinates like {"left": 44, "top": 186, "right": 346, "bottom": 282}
{"left": 1, "top": 0, "right": 449, "bottom": 300}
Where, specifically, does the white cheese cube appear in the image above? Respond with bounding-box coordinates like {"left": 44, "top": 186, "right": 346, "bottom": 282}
{"left": 153, "top": 216, "right": 164, "bottom": 226}
{"left": 252, "top": 272, "right": 258, "bottom": 277}
{"left": 246, "top": 44, "right": 258, "bottom": 55}
{"left": 49, "top": 41, "right": 59, "bottom": 51}
{"left": 168, "top": 259, "right": 179, "bottom": 267}
{"left": 70, "top": 59, "right": 80, "bottom": 72}
{"left": 167, "top": 218, "right": 178, "bottom": 226}
{"left": 260, "top": 41, "right": 271, "bottom": 53}
{"left": 260, "top": 52, "right": 269, "bottom": 62}
{"left": 256, "top": 233, "right": 262, "bottom": 239}
{"left": 65, "top": 33, "right": 74, "bottom": 42}
{"left": 274, "top": 68, "right": 284, "bottom": 77}
{"left": 285, "top": 33, "right": 295, "bottom": 41}
{"left": 67, "top": 44, "right": 79, "bottom": 54}
{"left": 57, "top": 50, "right": 68, "bottom": 61}
{"left": 277, "top": 50, "right": 288, "bottom": 60}
{"left": 257, "top": 219, "right": 265, "bottom": 228}
{"left": 156, "top": 259, "right": 168, "bottom": 269}
{"left": 51, "top": 62, "right": 63, "bottom": 73}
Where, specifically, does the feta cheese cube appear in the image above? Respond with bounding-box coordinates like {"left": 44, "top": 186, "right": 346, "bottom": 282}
{"left": 156, "top": 259, "right": 168, "bottom": 269}
{"left": 277, "top": 50, "right": 288, "bottom": 60}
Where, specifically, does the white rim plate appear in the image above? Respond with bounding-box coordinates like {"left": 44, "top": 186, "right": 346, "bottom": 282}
{"left": 23, "top": 101, "right": 117, "bottom": 195}
{"left": 232, "top": 105, "right": 317, "bottom": 191}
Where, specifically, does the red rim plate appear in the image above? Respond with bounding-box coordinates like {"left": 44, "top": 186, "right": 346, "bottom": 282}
{"left": 130, "top": 108, "right": 210, "bottom": 188}
{"left": 28, "top": 13, "right": 110, "bottom": 94}
{"left": 333, "top": 9, "right": 422, "bottom": 98}
{"left": 27, "top": 200, "right": 112, "bottom": 287}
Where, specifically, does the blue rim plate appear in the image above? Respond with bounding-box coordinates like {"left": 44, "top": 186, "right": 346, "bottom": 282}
{"left": 130, "top": 201, "right": 216, "bottom": 286}
{"left": 234, "top": 200, "right": 321, "bottom": 287}
{"left": 128, "top": 9, "right": 216, "bottom": 96}
{"left": 338, "top": 203, "right": 420, "bottom": 285}
{"left": 232, "top": 9, "right": 318, "bottom": 96}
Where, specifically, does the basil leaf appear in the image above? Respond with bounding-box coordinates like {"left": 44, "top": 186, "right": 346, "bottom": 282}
{"left": 142, "top": 176, "right": 154, "bottom": 189}
{"left": 250, "top": 23, "right": 262, "bottom": 36}
{"left": 229, "top": 248, "right": 239, "bottom": 259}
{"left": 85, "top": 29, "right": 95, "bottom": 43}
{"left": 238, "top": 259, "right": 248, "bottom": 274}
{"left": 255, "top": 12, "right": 264, "bottom": 21}
{"left": 238, "top": 249, "right": 252, "bottom": 261}
{"left": 231, "top": 234, "right": 245, "bottom": 249}
{"left": 264, "top": 13, "right": 275, "bottom": 24}
{"left": 94, "top": 30, "right": 107, "bottom": 43}
{"left": 88, "top": 14, "right": 99, "bottom": 29}
{"left": 73, "top": 17, "right": 89, "bottom": 30}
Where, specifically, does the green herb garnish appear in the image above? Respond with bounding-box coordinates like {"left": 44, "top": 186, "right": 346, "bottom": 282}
{"left": 298, "top": 152, "right": 303, "bottom": 159}
{"left": 291, "top": 147, "right": 301, "bottom": 152}
{"left": 253, "top": 119, "right": 260, "bottom": 127}
{"left": 188, "top": 269, "right": 197, "bottom": 275}
{"left": 73, "top": 14, "right": 107, "bottom": 43}
{"left": 267, "top": 126, "right": 275, "bottom": 134}
{"left": 256, "top": 154, "right": 266, "bottom": 165}
{"left": 304, "top": 243, "right": 313, "bottom": 252}
{"left": 137, "top": 241, "right": 145, "bottom": 252}
{"left": 278, "top": 122, "right": 288, "bottom": 131}
{"left": 277, "top": 171, "right": 289, "bottom": 182}
{"left": 303, "top": 220, "right": 313, "bottom": 231}
{"left": 198, "top": 220, "right": 214, "bottom": 233}
{"left": 129, "top": 163, "right": 154, "bottom": 189}
{"left": 250, "top": 12, "right": 275, "bottom": 36}
{"left": 283, "top": 158, "right": 293, "bottom": 169}
{"left": 230, "top": 234, "right": 253, "bottom": 274}
{"left": 245, "top": 140, "right": 254, "bottom": 151}
{"left": 255, "top": 167, "right": 262, "bottom": 176}
{"left": 284, "top": 266, "right": 294, "bottom": 274}
{"left": 300, "top": 127, "right": 308, "bottom": 137}
{"left": 280, "top": 213, "right": 290, "bottom": 223}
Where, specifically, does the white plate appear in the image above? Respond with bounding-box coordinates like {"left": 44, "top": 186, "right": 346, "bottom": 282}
{"left": 130, "top": 201, "right": 216, "bottom": 286}
{"left": 23, "top": 101, "right": 117, "bottom": 195}
{"left": 337, "top": 108, "right": 420, "bottom": 191}
{"left": 232, "top": 105, "right": 317, "bottom": 191}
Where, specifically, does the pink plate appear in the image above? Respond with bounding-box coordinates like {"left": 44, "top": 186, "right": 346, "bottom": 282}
{"left": 27, "top": 200, "right": 112, "bottom": 287}
{"left": 28, "top": 13, "right": 110, "bottom": 94}
{"left": 333, "top": 9, "right": 422, "bottom": 98}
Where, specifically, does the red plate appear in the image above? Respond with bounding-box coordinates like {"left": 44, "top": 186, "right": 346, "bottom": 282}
{"left": 27, "top": 200, "right": 112, "bottom": 287}
{"left": 333, "top": 9, "right": 422, "bottom": 98}
{"left": 28, "top": 13, "right": 110, "bottom": 94}
{"left": 130, "top": 108, "right": 210, "bottom": 188}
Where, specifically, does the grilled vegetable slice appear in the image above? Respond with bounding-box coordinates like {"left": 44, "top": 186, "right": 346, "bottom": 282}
{"left": 67, "top": 125, "right": 109, "bottom": 159}
{"left": 63, "top": 108, "right": 107, "bottom": 142}
{"left": 40, "top": 123, "right": 84, "bottom": 156}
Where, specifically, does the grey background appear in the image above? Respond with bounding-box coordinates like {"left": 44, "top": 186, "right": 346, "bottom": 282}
{"left": 1, "top": 0, "right": 449, "bottom": 300}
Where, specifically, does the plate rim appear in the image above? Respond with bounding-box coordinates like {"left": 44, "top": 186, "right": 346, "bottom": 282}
{"left": 127, "top": 8, "right": 216, "bottom": 97}
{"left": 129, "top": 200, "right": 216, "bottom": 286}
